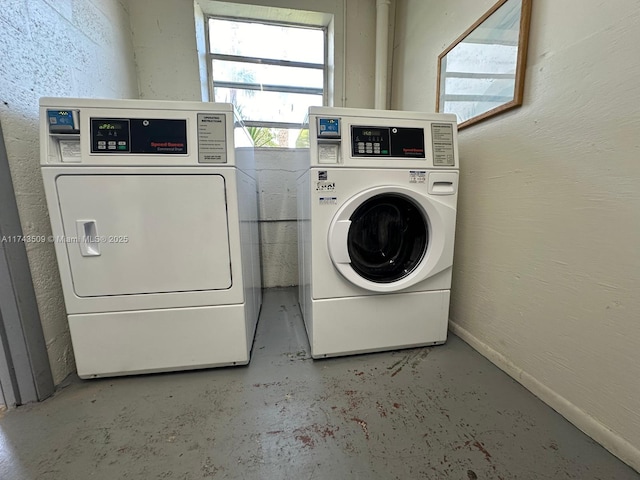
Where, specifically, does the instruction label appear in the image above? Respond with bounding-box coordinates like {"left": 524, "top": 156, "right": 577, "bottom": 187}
{"left": 409, "top": 170, "right": 427, "bottom": 184}
{"left": 318, "top": 144, "right": 339, "bottom": 164}
{"left": 431, "top": 124, "right": 455, "bottom": 166}
{"left": 58, "top": 139, "right": 81, "bottom": 162}
{"left": 319, "top": 197, "right": 338, "bottom": 206}
{"left": 198, "top": 113, "right": 227, "bottom": 163}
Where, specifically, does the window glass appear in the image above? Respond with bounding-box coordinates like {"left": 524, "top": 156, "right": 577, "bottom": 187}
{"left": 209, "top": 19, "right": 324, "bottom": 64}
{"left": 213, "top": 88, "right": 321, "bottom": 124}
{"left": 212, "top": 60, "right": 323, "bottom": 90}
{"left": 207, "top": 17, "right": 325, "bottom": 147}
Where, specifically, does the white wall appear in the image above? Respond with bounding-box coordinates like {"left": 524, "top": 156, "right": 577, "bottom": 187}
{"left": 343, "top": 0, "right": 377, "bottom": 107}
{"left": 130, "top": 0, "right": 377, "bottom": 287}
{"left": 393, "top": 0, "right": 640, "bottom": 470}
{"left": 0, "top": 0, "right": 138, "bottom": 384}
{"left": 128, "top": 0, "right": 203, "bottom": 101}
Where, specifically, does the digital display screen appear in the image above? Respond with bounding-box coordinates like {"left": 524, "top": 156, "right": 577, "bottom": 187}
{"left": 362, "top": 130, "right": 382, "bottom": 137}
{"left": 97, "top": 122, "right": 124, "bottom": 130}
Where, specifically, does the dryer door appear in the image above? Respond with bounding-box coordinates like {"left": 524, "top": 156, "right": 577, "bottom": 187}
{"left": 328, "top": 186, "right": 455, "bottom": 292}
{"left": 56, "top": 174, "right": 232, "bottom": 297}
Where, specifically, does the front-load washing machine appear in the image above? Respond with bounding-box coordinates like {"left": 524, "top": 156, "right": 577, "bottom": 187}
{"left": 40, "top": 98, "right": 262, "bottom": 378}
{"left": 297, "top": 106, "right": 459, "bottom": 358}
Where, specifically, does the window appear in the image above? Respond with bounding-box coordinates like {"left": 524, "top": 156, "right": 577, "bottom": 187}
{"left": 206, "top": 17, "right": 326, "bottom": 147}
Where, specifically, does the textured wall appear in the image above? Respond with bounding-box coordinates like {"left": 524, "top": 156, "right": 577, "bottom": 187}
{"left": 0, "top": 0, "right": 138, "bottom": 384}
{"left": 392, "top": 0, "right": 640, "bottom": 470}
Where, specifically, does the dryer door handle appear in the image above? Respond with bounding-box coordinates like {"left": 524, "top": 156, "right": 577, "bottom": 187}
{"left": 76, "top": 220, "right": 101, "bottom": 257}
{"left": 329, "top": 220, "right": 351, "bottom": 264}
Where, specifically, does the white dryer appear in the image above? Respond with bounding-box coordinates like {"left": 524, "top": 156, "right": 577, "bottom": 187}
{"left": 298, "top": 106, "right": 458, "bottom": 358}
{"left": 40, "top": 98, "right": 261, "bottom": 378}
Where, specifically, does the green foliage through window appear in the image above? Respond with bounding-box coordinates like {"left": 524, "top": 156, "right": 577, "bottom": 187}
{"left": 246, "top": 127, "right": 279, "bottom": 147}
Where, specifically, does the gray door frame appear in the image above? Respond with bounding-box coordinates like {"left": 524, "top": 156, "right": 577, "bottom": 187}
{"left": 0, "top": 120, "right": 54, "bottom": 406}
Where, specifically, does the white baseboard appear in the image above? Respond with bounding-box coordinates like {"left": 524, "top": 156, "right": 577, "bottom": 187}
{"left": 449, "top": 320, "right": 640, "bottom": 473}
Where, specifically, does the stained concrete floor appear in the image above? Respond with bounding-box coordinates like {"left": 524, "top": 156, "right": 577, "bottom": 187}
{"left": 0, "top": 288, "right": 638, "bottom": 480}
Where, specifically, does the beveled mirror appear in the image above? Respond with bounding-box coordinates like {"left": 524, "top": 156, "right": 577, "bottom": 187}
{"left": 436, "top": 0, "right": 532, "bottom": 129}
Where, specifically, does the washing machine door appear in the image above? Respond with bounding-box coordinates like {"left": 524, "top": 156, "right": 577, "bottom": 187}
{"left": 327, "top": 186, "right": 454, "bottom": 293}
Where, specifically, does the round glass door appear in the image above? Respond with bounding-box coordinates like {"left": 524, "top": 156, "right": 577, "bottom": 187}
{"left": 347, "top": 194, "right": 428, "bottom": 283}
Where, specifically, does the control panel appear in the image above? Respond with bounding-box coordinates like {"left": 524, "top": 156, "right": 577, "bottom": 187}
{"left": 91, "top": 119, "right": 130, "bottom": 152}
{"left": 90, "top": 118, "right": 187, "bottom": 154}
{"left": 351, "top": 126, "right": 425, "bottom": 158}
{"left": 41, "top": 102, "right": 236, "bottom": 166}
{"left": 309, "top": 108, "right": 457, "bottom": 168}
{"left": 352, "top": 127, "right": 390, "bottom": 155}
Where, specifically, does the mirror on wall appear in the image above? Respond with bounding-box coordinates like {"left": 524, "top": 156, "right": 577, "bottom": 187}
{"left": 436, "top": 0, "right": 532, "bottom": 129}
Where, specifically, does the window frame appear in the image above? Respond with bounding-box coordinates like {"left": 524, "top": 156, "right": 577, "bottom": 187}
{"left": 205, "top": 15, "right": 328, "bottom": 130}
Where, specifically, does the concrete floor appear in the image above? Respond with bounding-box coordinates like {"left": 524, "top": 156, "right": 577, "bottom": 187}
{"left": 0, "top": 288, "right": 638, "bottom": 480}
